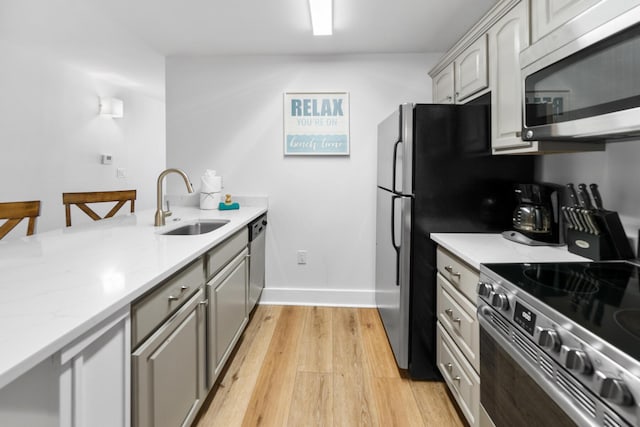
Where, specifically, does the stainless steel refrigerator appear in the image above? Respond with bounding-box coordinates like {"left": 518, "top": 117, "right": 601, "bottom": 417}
{"left": 375, "top": 94, "right": 534, "bottom": 379}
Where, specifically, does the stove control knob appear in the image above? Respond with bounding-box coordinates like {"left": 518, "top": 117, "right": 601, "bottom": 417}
{"left": 594, "top": 372, "right": 634, "bottom": 406}
{"left": 477, "top": 282, "right": 494, "bottom": 298}
{"left": 561, "top": 346, "right": 592, "bottom": 374}
{"left": 489, "top": 292, "right": 509, "bottom": 311}
{"left": 537, "top": 328, "right": 561, "bottom": 352}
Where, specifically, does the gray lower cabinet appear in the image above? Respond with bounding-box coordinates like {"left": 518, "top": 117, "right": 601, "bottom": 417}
{"left": 132, "top": 289, "right": 207, "bottom": 427}
{"left": 207, "top": 248, "right": 249, "bottom": 387}
{"left": 131, "top": 227, "right": 251, "bottom": 427}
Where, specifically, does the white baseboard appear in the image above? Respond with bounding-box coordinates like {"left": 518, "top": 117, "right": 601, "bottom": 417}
{"left": 259, "top": 286, "right": 376, "bottom": 308}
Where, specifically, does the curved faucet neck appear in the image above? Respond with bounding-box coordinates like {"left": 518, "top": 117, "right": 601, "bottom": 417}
{"left": 155, "top": 168, "right": 194, "bottom": 226}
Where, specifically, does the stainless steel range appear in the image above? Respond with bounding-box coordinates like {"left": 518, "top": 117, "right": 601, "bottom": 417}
{"left": 477, "top": 261, "right": 640, "bottom": 427}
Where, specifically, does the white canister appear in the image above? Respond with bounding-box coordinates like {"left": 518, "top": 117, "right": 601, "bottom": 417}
{"left": 200, "top": 192, "right": 221, "bottom": 210}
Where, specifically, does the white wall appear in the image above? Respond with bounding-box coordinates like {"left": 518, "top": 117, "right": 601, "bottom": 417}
{"left": 166, "top": 53, "right": 439, "bottom": 306}
{"left": 539, "top": 139, "right": 640, "bottom": 252}
{"left": 0, "top": 41, "right": 166, "bottom": 235}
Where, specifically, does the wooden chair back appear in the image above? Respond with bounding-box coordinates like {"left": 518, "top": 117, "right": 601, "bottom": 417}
{"left": 62, "top": 190, "right": 136, "bottom": 227}
{"left": 0, "top": 201, "right": 41, "bottom": 239}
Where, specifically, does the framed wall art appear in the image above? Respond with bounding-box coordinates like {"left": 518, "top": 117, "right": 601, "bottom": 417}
{"left": 283, "top": 92, "right": 350, "bottom": 156}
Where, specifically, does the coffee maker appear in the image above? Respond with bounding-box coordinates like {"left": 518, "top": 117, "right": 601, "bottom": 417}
{"left": 502, "top": 183, "right": 564, "bottom": 246}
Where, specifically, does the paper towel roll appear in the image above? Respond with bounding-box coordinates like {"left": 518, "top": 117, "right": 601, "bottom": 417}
{"left": 200, "top": 192, "right": 221, "bottom": 210}
{"left": 201, "top": 174, "right": 222, "bottom": 193}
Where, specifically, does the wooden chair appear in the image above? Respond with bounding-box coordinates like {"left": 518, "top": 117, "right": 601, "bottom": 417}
{"left": 63, "top": 190, "right": 136, "bottom": 227}
{"left": 0, "top": 201, "right": 41, "bottom": 239}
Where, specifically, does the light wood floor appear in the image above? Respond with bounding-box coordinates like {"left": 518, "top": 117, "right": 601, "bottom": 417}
{"left": 195, "top": 305, "right": 466, "bottom": 427}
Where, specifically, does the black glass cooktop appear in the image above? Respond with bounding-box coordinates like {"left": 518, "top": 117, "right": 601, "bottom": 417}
{"left": 484, "top": 261, "right": 640, "bottom": 361}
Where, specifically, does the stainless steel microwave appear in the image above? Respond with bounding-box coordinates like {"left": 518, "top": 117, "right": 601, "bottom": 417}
{"left": 521, "top": 8, "right": 640, "bottom": 141}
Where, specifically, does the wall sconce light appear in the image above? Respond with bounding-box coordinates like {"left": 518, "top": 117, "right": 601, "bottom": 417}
{"left": 99, "top": 97, "right": 124, "bottom": 118}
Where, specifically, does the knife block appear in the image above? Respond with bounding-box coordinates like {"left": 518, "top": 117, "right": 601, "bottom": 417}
{"left": 567, "top": 210, "right": 634, "bottom": 260}
{"left": 567, "top": 229, "right": 614, "bottom": 260}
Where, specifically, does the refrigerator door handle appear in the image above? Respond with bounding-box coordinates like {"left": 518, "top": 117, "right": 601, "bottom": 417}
{"left": 392, "top": 140, "right": 402, "bottom": 193}
{"left": 391, "top": 195, "right": 401, "bottom": 286}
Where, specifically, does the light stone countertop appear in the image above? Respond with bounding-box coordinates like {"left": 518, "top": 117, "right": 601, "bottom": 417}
{"left": 0, "top": 204, "right": 266, "bottom": 389}
{"left": 430, "top": 233, "right": 590, "bottom": 270}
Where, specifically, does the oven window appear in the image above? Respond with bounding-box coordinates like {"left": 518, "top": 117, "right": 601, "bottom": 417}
{"left": 525, "top": 22, "right": 640, "bottom": 127}
{"left": 479, "top": 328, "right": 576, "bottom": 426}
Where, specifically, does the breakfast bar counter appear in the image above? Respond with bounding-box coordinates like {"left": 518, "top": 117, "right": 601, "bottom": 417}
{"left": 0, "top": 205, "right": 266, "bottom": 390}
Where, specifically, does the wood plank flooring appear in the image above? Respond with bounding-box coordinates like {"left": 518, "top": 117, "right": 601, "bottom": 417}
{"left": 195, "top": 305, "right": 466, "bottom": 427}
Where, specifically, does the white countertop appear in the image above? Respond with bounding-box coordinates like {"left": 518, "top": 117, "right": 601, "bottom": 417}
{"left": 431, "top": 233, "right": 590, "bottom": 270}
{"left": 0, "top": 205, "right": 266, "bottom": 389}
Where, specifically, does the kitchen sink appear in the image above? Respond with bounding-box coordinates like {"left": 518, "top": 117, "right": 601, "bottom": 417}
{"left": 161, "top": 220, "right": 230, "bottom": 235}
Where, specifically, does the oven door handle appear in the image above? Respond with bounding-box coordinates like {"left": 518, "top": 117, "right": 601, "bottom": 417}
{"left": 477, "top": 305, "right": 598, "bottom": 427}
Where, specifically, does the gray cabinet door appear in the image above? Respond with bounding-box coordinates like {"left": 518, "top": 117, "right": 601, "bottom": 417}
{"left": 132, "top": 289, "right": 206, "bottom": 427}
{"left": 207, "top": 249, "right": 248, "bottom": 387}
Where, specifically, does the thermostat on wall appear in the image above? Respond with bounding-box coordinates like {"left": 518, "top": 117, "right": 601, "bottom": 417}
{"left": 101, "top": 154, "right": 113, "bottom": 165}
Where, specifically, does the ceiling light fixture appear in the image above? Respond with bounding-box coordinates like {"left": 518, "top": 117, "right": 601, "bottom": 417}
{"left": 308, "top": 0, "right": 333, "bottom": 36}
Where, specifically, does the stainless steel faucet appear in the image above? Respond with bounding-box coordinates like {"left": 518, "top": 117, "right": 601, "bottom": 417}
{"left": 154, "top": 168, "right": 194, "bottom": 226}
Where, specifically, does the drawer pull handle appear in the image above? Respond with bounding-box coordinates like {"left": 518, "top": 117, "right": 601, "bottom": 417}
{"left": 199, "top": 299, "right": 209, "bottom": 307}
{"left": 453, "top": 317, "right": 462, "bottom": 325}
{"left": 445, "top": 308, "right": 453, "bottom": 317}
{"left": 446, "top": 363, "right": 453, "bottom": 372}
{"left": 453, "top": 376, "right": 461, "bottom": 382}
{"left": 444, "top": 265, "right": 461, "bottom": 278}
{"left": 168, "top": 295, "right": 179, "bottom": 301}
{"left": 180, "top": 285, "right": 189, "bottom": 293}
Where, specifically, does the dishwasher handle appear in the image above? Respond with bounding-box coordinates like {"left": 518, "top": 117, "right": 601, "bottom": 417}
{"left": 249, "top": 214, "right": 268, "bottom": 241}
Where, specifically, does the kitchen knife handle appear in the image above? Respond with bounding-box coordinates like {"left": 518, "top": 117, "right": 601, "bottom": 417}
{"left": 589, "top": 183, "right": 604, "bottom": 210}
{"left": 586, "top": 211, "right": 600, "bottom": 235}
{"left": 561, "top": 207, "right": 574, "bottom": 229}
{"left": 567, "top": 183, "right": 580, "bottom": 207}
{"left": 577, "top": 183, "right": 593, "bottom": 209}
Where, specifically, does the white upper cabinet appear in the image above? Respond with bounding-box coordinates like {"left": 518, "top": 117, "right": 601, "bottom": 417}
{"left": 525, "top": 0, "right": 640, "bottom": 69}
{"left": 429, "top": 0, "right": 615, "bottom": 154}
{"left": 433, "top": 63, "right": 455, "bottom": 104}
{"left": 489, "top": 1, "right": 529, "bottom": 152}
{"left": 455, "top": 35, "right": 489, "bottom": 103}
{"left": 531, "top": 0, "right": 603, "bottom": 43}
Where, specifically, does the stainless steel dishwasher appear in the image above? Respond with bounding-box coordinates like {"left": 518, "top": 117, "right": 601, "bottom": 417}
{"left": 248, "top": 214, "right": 267, "bottom": 313}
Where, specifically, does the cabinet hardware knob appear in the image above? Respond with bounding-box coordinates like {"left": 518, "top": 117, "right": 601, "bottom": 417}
{"left": 453, "top": 317, "right": 462, "bottom": 325}
{"left": 199, "top": 299, "right": 209, "bottom": 307}
{"left": 168, "top": 295, "right": 179, "bottom": 301}
{"left": 445, "top": 308, "right": 453, "bottom": 317}
{"left": 444, "top": 265, "right": 461, "bottom": 278}
{"left": 453, "top": 376, "right": 461, "bottom": 382}
{"left": 446, "top": 363, "right": 453, "bottom": 372}
{"left": 180, "top": 285, "right": 189, "bottom": 293}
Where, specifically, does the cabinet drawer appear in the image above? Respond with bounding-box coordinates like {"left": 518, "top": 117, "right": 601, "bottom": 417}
{"left": 437, "top": 273, "right": 479, "bottom": 372}
{"left": 132, "top": 258, "right": 204, "bottom": 347}
{"left": 206, "top": 228, "right": 248, "bottom": 280}
{"left": 436, "top": 247, "right": 479, "bottom": 303}
{"left": 437, "top": 323, "right": 480, "bottom": 427}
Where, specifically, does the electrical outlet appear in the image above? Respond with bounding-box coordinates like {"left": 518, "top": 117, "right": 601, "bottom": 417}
{"left": 297, "top": 250, "right": 307, "bottom": 265}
